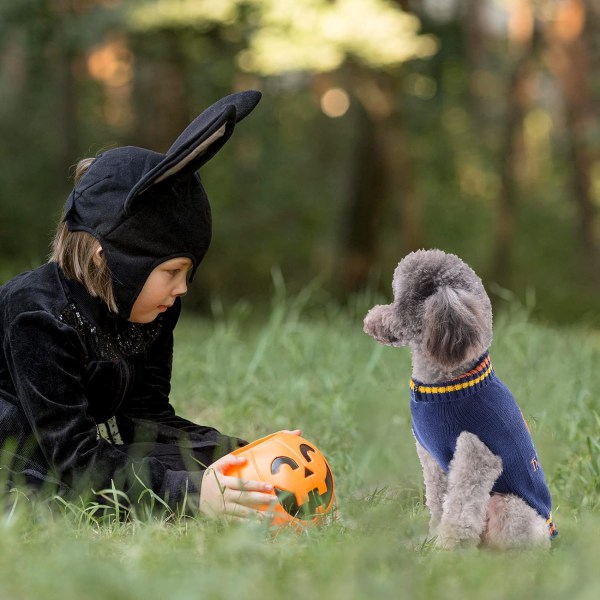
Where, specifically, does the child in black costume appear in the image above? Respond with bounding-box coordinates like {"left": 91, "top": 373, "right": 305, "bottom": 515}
{"left": 0, "top": 90, "right": 288, "bottom": 518}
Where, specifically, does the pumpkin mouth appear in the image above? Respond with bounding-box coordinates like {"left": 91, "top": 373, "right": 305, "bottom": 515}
{"left": 274, "top": 464, "right": 334, "bottom": 520}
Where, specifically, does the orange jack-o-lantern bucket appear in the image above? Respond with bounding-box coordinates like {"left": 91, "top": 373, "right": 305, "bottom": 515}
{"left": 225, "top": 432, "right": 336, "bottom": 528}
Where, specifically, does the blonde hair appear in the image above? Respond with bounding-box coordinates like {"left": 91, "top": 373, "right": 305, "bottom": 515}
{"left": 49, "top": 158, "right": 118, "bottom": 313}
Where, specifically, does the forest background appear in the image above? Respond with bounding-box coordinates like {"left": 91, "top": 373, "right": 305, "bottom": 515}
{"left": 1, "top": 0, "right": 600, "bottom": 325}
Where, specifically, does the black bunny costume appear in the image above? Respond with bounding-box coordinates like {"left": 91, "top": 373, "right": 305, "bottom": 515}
{"left": 0, "top": 91, "right": 261, "bottom": 512}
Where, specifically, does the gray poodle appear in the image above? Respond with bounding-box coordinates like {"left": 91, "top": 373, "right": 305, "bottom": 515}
{"left": 364, "top": 249, "right": 557, "bottom": 549}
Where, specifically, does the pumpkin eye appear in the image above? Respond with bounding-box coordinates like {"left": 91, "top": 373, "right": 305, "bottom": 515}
{"left": 271, "top": 456, "right": 299, "bottom": 475}
{"left": 299, "top": 444, "right": 315, "bottom": 462}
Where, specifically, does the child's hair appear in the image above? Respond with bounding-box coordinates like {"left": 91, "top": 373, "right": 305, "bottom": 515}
{"left": 49, "top": 158, "right": 118, "bottom": 313}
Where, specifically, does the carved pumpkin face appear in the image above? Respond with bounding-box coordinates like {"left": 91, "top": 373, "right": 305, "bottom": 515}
{"left": 226, "top": 432, "right": 336, "bottom": 528}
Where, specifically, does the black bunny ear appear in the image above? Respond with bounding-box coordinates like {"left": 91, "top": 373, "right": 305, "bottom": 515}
{"left": 167, "top": 89, "right": 262, "bottom": 159}
{"left": 124, "top": 90, "right": 261, "bottom": 214}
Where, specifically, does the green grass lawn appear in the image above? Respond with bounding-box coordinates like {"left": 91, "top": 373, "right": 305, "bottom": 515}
{"left": 1, "top": 294, "right": 600, "bottom": 600}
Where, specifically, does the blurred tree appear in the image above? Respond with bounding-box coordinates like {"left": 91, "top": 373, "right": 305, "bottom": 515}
{"left": 123, "top": 0, "right": 242, "bottom": 150}
{"left": 2, "top": 0, "right": 599, "bottom": 322}
{"left": 121, "top": 0, "right": 437, "bottom": 294}
{"left": 492, "top": 0, "right": 537, "bottom": 285}
{"left": 0, "top": 0, "right": 76, "bottom": 259}
{"left": 0, "top": 0, "right": 124, "bottom": 263}
{"left": 464, "top": 0, "right": 486, "bottom": 116}
{"left": 544, "top": 0, "right": 599, "bottom": 277}
{"left": 231, "top": 0, "right": 437, "bottom": 293}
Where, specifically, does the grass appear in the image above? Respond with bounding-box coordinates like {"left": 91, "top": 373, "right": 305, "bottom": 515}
{"left": 2, "top": 290, "right": 600, "bottom": 600}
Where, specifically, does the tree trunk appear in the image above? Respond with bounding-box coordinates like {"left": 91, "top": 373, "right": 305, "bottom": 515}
{"left": 545, "top": 0, "right": 599, "bottom": 277}
{"left": 49, "top": 1, "right": 79, "bottom": 175}
{"left": 339, "top": 99, "right": 388, "bottom": 295}
{"left": 56, "top": 35, "right": 78, "bottom": 174}
{"left": 491, "top": 63, "right": 535, "bottom": 285}
{"left": 464, "top": 0, "right": 486, "bottom": 112}
{"left": 131, "top": 31, "right": 191, "bottom": 152}
{"left": 339, "top": 67, "right": 423, "bottom": 295}
{"left": 491, "top": 0, "right": 535, "bottom": 286}
{"left": 386, "top": 95, "right": 423, "bottom": 254}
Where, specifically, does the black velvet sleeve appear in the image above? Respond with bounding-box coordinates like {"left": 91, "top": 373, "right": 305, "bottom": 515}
{"left": 4, "top": 309, "right": 201, "bottom": 512}
{"left": 119, "top": 300, "right": 247, "bottom": 455}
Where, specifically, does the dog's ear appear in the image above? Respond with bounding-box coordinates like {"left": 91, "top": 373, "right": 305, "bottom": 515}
{"left": 363, "top": 304, "right": 406, "bottom": 347}
{"left": 422, "top": 287, "right": 486, "bottom": 367}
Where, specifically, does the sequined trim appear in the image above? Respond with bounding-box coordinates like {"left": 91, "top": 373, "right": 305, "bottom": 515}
{"left": 59, "top": 301, "right": 162, "bottom": 361}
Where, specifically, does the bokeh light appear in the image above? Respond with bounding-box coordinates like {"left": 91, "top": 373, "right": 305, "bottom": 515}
{"left": 320, "top": 88, "right": 350, "bottom": 118}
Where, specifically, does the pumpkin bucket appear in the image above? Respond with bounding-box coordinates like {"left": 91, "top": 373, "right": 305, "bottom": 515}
{"left": 225, "top": 431, "right": 336, "bottom": 528}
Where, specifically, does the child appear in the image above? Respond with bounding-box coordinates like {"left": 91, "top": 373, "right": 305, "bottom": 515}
{"left": 0, "top": 90, "right": 285, "bottom": 519}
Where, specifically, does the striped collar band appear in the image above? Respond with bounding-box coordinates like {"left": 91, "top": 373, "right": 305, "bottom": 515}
{"left": 410, "top": 352, "right": 494, "bottom": 402}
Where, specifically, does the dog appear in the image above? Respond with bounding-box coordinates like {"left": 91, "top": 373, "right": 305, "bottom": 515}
{"left": 363, "top": 249, "right": 556, "bottom": 549}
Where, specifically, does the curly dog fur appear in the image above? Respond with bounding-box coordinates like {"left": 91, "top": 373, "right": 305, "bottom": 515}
{"left": 364, "top": 249, "right": 552, "bottom": 549}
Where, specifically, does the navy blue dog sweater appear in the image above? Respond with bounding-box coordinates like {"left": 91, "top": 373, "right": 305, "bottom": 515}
{"left": 410, "top": 352, "right": 556, "bottom": 538}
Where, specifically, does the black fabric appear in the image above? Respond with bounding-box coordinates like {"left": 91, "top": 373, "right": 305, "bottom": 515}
{"left": 0, "top": 262, "right": 245, "bottom": 513}
{"left": 63, "top": 90, "right": 261, "bottom": 319}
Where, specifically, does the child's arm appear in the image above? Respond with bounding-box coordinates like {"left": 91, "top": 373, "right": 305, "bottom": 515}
{"left": 120, "top": 300, "right": 245, "bottom": 449}
{"left": 5, "top": 309, "right": 203, "bottom": 512}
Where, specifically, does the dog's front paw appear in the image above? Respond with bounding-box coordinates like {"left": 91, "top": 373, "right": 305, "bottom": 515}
{"left": 435, "top": 523, "right": 481, "bottom": 550}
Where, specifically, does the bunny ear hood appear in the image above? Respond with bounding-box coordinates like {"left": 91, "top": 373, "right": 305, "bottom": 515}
{"left": 63, "top": 90, "right": 261, "bottom": 319}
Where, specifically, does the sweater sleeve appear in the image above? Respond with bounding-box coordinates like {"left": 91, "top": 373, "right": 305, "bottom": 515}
{"left": 4, "top": 309, "right": 200, "bottom": 513}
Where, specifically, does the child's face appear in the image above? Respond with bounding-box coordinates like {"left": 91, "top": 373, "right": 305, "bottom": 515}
{"left": 128, "top": 257, "right": 193, "bottom": 323}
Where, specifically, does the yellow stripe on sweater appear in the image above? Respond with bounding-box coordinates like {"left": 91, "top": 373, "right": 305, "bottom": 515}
{"left": 410, "top": 363, "right": 494, "bottom": 394}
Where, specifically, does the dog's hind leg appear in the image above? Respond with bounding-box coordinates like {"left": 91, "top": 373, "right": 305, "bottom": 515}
{"left": 415, "top": 441, "right": 447, "bottom": 536}
{"left": 437, "top": 431, "right": 503, "bottom": 549}
{"left": 482, "top": 493, "right": 551, "bottom": 549}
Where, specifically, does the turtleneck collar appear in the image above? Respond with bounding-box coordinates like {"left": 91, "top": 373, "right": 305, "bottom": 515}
{"left": 410, "top": 351, "right": 495, "bottom": 402}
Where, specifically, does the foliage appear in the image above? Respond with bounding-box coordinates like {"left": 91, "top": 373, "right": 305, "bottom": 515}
{"left": 0, "top": 0, "right": 599, "bottom": 324}
{"left": 124, "top": 0, "right": 437, "bottom": 73}
{"left": 126, "top": 0, "right": 240, "bottom": 31}
{"left": 1, "top": 297, "right": 600, "bottom": 599}
{"left": 237, "top": 0, "right": 437, "bottom": 74}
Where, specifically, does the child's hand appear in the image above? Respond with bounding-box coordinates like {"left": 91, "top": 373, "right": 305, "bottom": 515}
{"left": 279, "top": 429, "right": 302, "bottom": 436}
{"left": 199, "top": 454, "right": 276, "bottom": 520}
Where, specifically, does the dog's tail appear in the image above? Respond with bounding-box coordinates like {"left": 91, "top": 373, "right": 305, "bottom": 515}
{"left": 422, "top": 286, "right": 486, "bottom": 367}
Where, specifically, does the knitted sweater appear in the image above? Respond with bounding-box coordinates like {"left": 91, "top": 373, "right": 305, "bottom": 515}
{"left": 410, "top": 352, "right": 556, "bottom": 537}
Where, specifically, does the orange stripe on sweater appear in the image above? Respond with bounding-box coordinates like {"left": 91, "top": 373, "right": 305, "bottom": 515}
{"left": 451, "top": 355, "right": 491, "bottom": 382}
